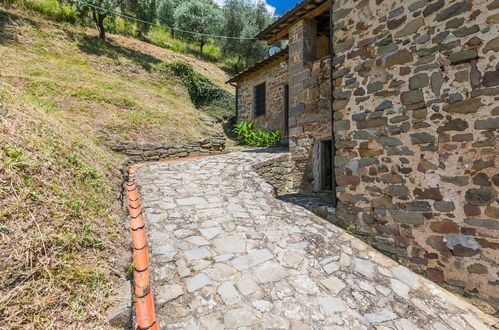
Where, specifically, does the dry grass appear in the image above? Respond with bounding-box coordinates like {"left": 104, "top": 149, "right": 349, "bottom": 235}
{"left": 0, "top": 84, "right": 125, "bottom": 328}
{"left": 0, "top": 5, "right": 232, "bottom": 328}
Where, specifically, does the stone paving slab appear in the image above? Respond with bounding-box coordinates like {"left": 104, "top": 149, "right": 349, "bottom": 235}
{"left": 135, "top": 150, "right": 498, "bottom": 329}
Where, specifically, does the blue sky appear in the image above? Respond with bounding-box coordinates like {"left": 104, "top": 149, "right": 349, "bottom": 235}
{"left": 268, "top": 0, "right": 301, "bottom": 15}
{"left": 213, "top": 0, "right": 300, "bottom": 16}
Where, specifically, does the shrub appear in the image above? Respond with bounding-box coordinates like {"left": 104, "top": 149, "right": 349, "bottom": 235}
{"left": 165, "top": 61, "right": 235, "bottom": 120}
{"left": 233, "top": 121, "right": 280, "bottom": 147}
{"left": 11, "top": 0, "right": 77, "bottom": 23}
{"left": 104, "top": 17, "right": 137, "bottom": 37}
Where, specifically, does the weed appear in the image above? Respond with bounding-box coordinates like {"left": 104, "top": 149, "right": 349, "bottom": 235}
{"left": 67, "top": 153, "right": 79, "bottom": 164}
{"left": 69, "top": 199, "right": 83, "bottom": 219}
{"left": 346, "top": 224, "right": 356, "bottom": 234}
{"left": 0, "top": 224, "right": 10, "bottom": 233}
{"left": 3, "top": 144, "right": 27, "bottom": 168}
{"left": 166, "top": 61, "right": 235, "bottom": 120}
{"left": 28, "top": 192, "right": 42, "bottom": 201}
{"left": 397, "top": 258, "right": 407, "bottom": 265}
{"left": 127, "top": 262, "right": 135, "bottom": 275}
{"left": 205, "top": 257, "right": 216, "bottom": 264}
{"left": 233, "top": 121, "right": 281, "bottom": 147}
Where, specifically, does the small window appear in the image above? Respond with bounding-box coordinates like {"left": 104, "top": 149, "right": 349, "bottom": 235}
{"left": 254, "top": 83, "right": 266, "bottom": 117}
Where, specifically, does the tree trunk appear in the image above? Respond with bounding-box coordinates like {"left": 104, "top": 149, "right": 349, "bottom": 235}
{"left": 92, "top": 9, "right": 107, "bottom": 41}
{"left": 200, "top": 39, "right": 205, "bottom": 55}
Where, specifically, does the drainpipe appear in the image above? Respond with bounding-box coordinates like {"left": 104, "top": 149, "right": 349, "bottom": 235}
{"left": 329, "top": 0, "right": 338, "bottom": 207}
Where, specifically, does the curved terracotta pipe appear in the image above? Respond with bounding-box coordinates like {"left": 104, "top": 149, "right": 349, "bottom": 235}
{"left": 126, "top": 156, "right": 207, "bottom": 329}
{"left": 127, "top": 165, "right": 158, "bottom": 330}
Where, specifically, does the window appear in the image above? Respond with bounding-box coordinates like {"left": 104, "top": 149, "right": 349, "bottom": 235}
{"left": 254, "top": 83, "right": 266, "bottom": 117}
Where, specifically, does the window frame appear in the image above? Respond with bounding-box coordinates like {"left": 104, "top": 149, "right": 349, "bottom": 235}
{"left": 254, "top": 82, "right": 266, "bottom": 118}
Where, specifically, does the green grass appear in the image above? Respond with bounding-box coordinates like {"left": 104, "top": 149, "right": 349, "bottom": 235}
{"left": 1, "top": 0, "right": 77, "bottom": 23}
{"left": 148, "top": 26, "right": 222, "bottom": 63}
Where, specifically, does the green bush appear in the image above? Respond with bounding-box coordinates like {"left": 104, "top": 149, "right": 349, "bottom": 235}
{"left": 165, "top": 61, "right": 235, "bottom": 120}
{"left": 233, "top": 121, "right": 280, "bottom": 147}
{"left": 104, "top": 17, "right": 137, "bottom": 37}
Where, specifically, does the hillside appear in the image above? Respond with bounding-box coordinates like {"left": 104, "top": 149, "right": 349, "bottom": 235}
{"left": 0, "top": 5, "right": 232, "bottom": 328}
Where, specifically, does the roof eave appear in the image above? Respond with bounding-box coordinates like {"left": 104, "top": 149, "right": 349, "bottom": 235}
{"left": 255, "top": 0, "right": 329, "bottom": 44}
{"left": 226, "top": 47, "right": 289, "bottom": 84}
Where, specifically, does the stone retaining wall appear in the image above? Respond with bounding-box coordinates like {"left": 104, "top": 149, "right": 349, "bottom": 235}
{"left": 109, "top": 138, "right": 226, "bottom": 163}
{"left": 332, "top": 0, "right": 498, "bottom": 310}
{"left": 253, "top": 151, "right": 294, "bottom": 194}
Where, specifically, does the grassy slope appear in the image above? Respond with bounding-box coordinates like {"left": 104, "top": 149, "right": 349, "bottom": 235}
{"left": 0, "top": 6, "right": 231, "bottom": 328}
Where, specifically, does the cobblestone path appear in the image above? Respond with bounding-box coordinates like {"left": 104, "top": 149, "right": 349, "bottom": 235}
{"left": 135, "top": 150, "right": 497, "bottom": 329}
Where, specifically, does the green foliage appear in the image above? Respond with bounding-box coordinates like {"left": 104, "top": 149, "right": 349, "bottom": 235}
{"left": 346, "top": 224, "right": 356, "bottom": 234}
{"left": 123, "top": 0, "right": 157, "bottom": 38}
{"left": 74, "top": 0, "right": 124, "bottom": 40}
{"left": 221, "top": 0, "right": 277, "bottom": 69}
{"left": 173, "top": 0, "right": 221, "bottom": 54}
{"left": 148, "top": 26, "right": 221, "bottom": 62}
{"left": 156, "top": 0, "right": 180, "bottom": 29}
{"left": 4, "top": 144, "right": 28, "bottom": 169}
{"left": 103, "top": 16, "right": 137, "bottom": 37}
{"left": 4, "top": 0, "right": 77, "bottom": 23}
{"left": 166, "top": 61, "right": 235, "bottom": 119}
{"left": 233, "top": 121, "right": 280, "bottom": 147}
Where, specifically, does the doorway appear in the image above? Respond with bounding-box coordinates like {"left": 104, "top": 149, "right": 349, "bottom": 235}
{"left": 284, "top": 84, "right": 289, "bottom": 138}
{"left": 320, "top": 140, "right": 333, "bottom": 191}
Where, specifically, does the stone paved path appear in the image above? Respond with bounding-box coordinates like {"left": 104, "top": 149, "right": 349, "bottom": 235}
{"left": 135, "top": 150, "right": 497, "bottom": 329}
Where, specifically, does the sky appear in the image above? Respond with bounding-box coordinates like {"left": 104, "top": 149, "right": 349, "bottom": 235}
{"left": 267, "top": 0, "right": 301, "bottom": 16}
{"left": 212, "top": 0, "right": 301, "bottom": 16}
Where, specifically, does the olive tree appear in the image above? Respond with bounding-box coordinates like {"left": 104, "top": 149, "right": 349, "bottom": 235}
{"left": 75, "top": 0, "right": 124, "bottom": 40}
{"left": 123, "top": 0, "right": 157, "bottom": 38}
{"left": 221, "top": 0, "right": 276, "bottom": 68}
{"left": 173, "top": 0, "right": 221, "bottom": 54}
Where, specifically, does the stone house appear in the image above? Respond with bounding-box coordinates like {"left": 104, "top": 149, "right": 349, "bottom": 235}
{"left": 228, "top": 0, "right": 334, "bottom": 195}
{"left": 228, "top": 0, "right": 499, "bottom": 313}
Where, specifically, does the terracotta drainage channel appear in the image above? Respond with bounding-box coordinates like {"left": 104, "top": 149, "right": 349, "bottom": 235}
{"left": 126, "top": 156, "right": 206, "bottom": 330}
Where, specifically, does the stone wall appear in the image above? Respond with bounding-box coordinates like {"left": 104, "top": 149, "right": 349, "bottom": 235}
{"left": 288, "top": 18, "right": 333, "bottom": 193}
{"left": 253, "top": 151, "right": 294, "bottom": 194}
{"left": 331, "top": 0, "right": 498, "bottom": 310}
{"left": 237, "top": 58, "right": 289, "bottom": 134}
{"left": 109, "top": 138, "right": 226, "bottom": 163}
{"left": 288, "top": 55, "right": 333, "bottom": 193}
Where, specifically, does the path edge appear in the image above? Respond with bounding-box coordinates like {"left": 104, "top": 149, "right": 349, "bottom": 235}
{"left": 126, "top": 156, "right": 206, "bottom": 329}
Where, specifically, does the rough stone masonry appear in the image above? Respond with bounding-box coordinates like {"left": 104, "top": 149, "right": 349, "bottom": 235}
{"left": 331, "top": 0, "right": 498, "bottom": 311}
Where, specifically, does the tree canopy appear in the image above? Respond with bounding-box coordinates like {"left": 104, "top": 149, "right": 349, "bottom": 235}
{"left": 173, "top": 0, "right": 220, "bottom": 54}
{"left": 75, "top": 0, "right": 125, "bottom": 40}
